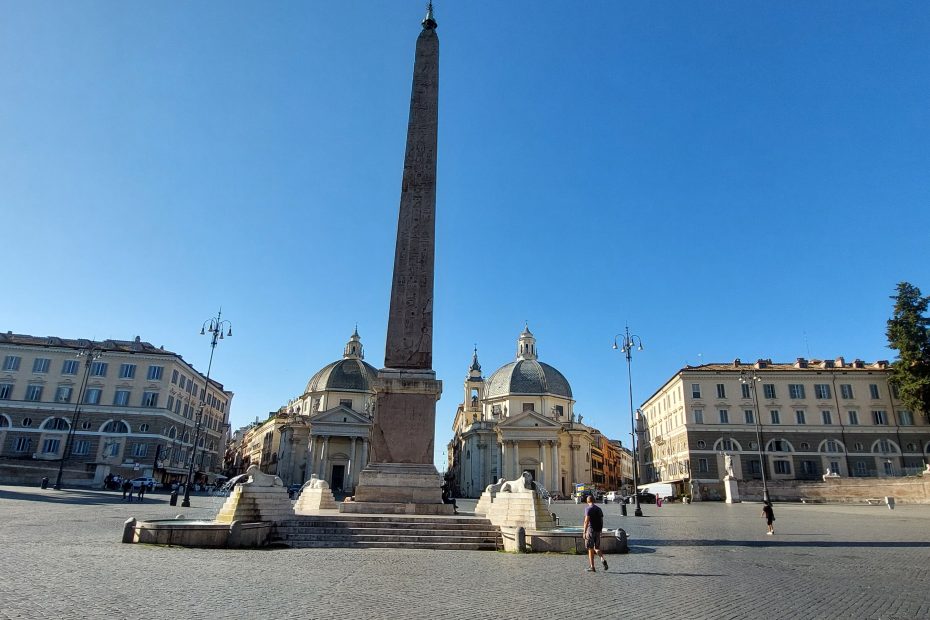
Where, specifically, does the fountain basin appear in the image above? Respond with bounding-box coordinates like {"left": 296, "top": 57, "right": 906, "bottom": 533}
{"left": 123, "top": 518, "right": 273, "bottom": 548}
{"left": 502, "top": 527, "right": 629, "bottom": 554}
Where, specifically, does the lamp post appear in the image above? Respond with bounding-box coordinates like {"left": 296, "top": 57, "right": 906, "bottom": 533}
{"left": 53, "top": 344, "right": 104, "bottom": 490}
{"left": 739, "top": 370, "right": 770, "bottom": 503}
{"left": 613, "top": 326, "right": 644, "bottom": 517}
{"left": 181, "top": 309, "right": 232, "bottom": 508}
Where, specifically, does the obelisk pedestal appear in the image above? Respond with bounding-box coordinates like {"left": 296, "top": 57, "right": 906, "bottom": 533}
{"left": 341, "top": 5, "right": 451, "bottom": 515}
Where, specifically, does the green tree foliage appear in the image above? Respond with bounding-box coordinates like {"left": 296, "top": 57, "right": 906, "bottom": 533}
{"left": 886, "top": 282, "right": 930, "bottom": 417}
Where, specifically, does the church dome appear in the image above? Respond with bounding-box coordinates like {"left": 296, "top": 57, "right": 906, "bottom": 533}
{"left": 305, "top": 329, "right": 379, "bottom": 393}
{"left": 485, "top": 359, "right": 573, "bottom": 399}
{"left": 483, "top": 326, "right": 572, "bottom": 399}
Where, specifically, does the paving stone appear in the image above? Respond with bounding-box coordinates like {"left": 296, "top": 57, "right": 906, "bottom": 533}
{"left": 0, "top": 486, "right": 928, "bottom": 619}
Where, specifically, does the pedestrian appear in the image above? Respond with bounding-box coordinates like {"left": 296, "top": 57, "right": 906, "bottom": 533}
{"left": 121, "top": 479, "right": 132, "bottom": 501}
{"left": 583, "top": 494, "right": 608, "bottom": 573}
{"left": 137, "top": 483, "right": 146, "bottom": 503}
{"left": 762, "top": 501, "right": 775, "bottom": 535}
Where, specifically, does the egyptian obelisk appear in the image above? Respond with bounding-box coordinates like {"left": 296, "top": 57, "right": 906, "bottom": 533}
{"left": 343, "top": 3, "right": 452, "bottom": 515}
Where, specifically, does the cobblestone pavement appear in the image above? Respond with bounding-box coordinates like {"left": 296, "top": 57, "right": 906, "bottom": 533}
{"left": 1, "top": 485, "right": 928, "bottom": 620}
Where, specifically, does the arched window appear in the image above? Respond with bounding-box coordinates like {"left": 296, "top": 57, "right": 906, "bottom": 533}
{"left": 42, "top": 417, "right": 70, "bottom": 431}
{"left": 713, "top": 438, "right": 743, "bottom": 452}
{"left": 101, "top": 420, "right": 130, "bottom": 434}
{"left": 819, "top": 439, "right": 844, "bottom": 453}
{"left": 872, "top": 439, "right": 898, "bottom": 454}
{"left": 167, "top": 426, "right": 177, "bottom": 439}
{"left": 0, "top": 415, "right": 10, "bottom": 428}
{"left": 766, "top": 438, "right": 794, "bottom": 453}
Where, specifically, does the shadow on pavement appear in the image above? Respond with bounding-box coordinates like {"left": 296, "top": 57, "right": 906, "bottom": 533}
{"left": 605, "top": 571, "right": 727, "bottom": 577}
{"left": 0, "top": 488, "right": 165, "bottom": 506}
{"left": 636, "top": 538, "right": 930, "bottom": 549}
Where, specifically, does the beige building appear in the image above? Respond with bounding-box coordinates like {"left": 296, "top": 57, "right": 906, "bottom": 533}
{"left": 448, "top": 327, "right": 610, "bottom": 498}
{"left": 638, "top": 357, "right": 929, "bottom": 500}
{"left": 0, "top": 332, "right": 232, "bottom": 487}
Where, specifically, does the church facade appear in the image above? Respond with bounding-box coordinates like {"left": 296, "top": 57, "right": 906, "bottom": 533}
{"left": 446, "top": 327, "right": 602, "bottom": 499}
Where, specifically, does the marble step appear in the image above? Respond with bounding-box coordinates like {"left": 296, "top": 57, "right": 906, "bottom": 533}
{"left": 281, "top": 540, "right": 500, "bottom": 550}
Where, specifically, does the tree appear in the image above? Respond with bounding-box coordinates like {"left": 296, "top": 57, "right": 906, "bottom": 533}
{"left": 886, "top": 282, "right": 930, "bottom": 418}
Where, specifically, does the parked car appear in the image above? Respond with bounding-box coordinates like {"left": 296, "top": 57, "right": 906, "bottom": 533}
{"left": 605, "top": 491, "right": 620, "bottom": 503}
{"left": 129, "top": 477, "right": 159, "bottom": 490}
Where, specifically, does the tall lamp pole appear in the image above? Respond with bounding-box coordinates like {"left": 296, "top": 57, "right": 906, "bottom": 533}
{"left": 53, "top": 344, "right": 104, "bottom": 490}
{"left": 739, "top": 370, "right": 771, "bottom": 503}
{"left": 613, "top": 326, "right": 644, "bottom": 517}
{"left": 181, "top": 309, "right": 232, "bottom": 508}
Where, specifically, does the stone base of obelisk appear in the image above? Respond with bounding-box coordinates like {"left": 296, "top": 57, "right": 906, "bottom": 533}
{"left": 340, "top": 463, "right": 454, "bottom": 515}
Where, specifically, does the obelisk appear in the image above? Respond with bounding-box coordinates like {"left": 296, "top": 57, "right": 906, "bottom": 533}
{"left": 344, "top": 4, "right": 452, "bottom": 515}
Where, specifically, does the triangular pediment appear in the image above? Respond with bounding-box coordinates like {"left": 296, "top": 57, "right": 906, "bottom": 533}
{"left": 497, "top": 410, "right": 559, "bottom": 429}
{"left": 310, "top": 405, "right": 371, "bottom": 425}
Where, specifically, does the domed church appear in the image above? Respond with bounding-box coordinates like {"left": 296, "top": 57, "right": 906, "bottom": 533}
{"left": 275, "top": 329, "right": 376, "bottom": 493}
{"left": 447, "top": 327, "right": 597, "bottom": 498}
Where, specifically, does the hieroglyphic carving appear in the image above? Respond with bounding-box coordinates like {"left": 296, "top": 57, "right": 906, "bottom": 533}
{"left": 385, "top": 26, "right": 439, "bottom": 370}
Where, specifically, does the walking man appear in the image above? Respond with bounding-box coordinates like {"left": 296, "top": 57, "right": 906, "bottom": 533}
{"left": 762, "top": 501, "right": 775, "bottom": 535}
{"left": 137, "top": 483, "right": 146, "bottom": 503}
{"left": 583, "top": 495, "right": 608, "bottom": 572}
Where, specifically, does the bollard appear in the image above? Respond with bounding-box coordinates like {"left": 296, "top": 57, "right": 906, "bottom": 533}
{"left": 621, "top": 503, "right": 628, "bottom": 517}
{"left": 40, "top": 477, "right": 49, "bottom": 489}
{"left": 516, "top": 527, "right": 526, "bottom": 553}
{"left": 885, "top": 496, "right": 895, "bottom": 510}
{"left": 121, "top": 517, "right": 137, "bottom": 544}
{"left": 169, "top": 490, "right": 179, "bottom": 506}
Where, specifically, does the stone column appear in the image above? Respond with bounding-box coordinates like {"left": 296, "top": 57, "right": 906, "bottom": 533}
{"left": 500, "top": 440, "right": 508, "bottom": 479}
{"left": 538, "top": 440, "right": 545, "bottom": 487}
{"left": 308, "top": 435, "right": 316, "bottom": 479}
{"left": 512, "top": 441, "right": 520, "bottom": 479}
{"left": 348, "top": 437, "right": 358, "bottom": 490}
{"left": 477, "top": 441, "right": 487, "bottom": 491}
{"left": 361, "top": 439, "right": 369, "bottom": 470}
{"left": 550, "top": 440, "right": 559, "bottom": 492}
{"left": 319, "top": 436, "right": 330, "bottom": 479}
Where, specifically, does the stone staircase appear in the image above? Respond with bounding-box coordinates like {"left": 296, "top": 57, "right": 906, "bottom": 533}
{"left": 272, "top": 514, "right": 503, "bottom": 551}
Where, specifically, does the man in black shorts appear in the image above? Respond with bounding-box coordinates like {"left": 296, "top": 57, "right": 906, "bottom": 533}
{"left": 583, "top": 495, "right": 608, "bottom": 572}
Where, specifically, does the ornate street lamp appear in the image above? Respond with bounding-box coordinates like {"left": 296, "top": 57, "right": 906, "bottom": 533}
{"left": 53, "top": 344, "right": 104, "bottom": 490}
{"left": 181, "top": 309, "right": 232, "bottom": 508}
{"left": 739, "top": 369, "right": 771, "bottom": 503}
{"left": 613, "top": 326, "right": 644, "bottom": 517}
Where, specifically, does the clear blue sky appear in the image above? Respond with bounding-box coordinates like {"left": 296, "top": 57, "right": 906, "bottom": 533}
{"left": 2, "top": 1, "right": 928, "bottom": 466}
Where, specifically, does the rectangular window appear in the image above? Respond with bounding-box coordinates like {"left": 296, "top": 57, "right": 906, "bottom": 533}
{"left": 840, "top": 384, "right": 854, "bottom": 399}
{"left": 801, "top": 460, "right": 818, "bottom": 475}
{"left": 748, "top": 459, "right": 761, "bottom": 475}
{"left": 693, "top": 409, "right": 704, "bottom": 424}
{"left": 774, "top": 461, "right": 791, "bottom": 475}
{"left": 854, "top": 461, "right": 867, "bottom": 476}
{"left": 869, "top": 384, "right": 880, "bottom": 399}
{"left": 522, "top": 402, "right": 535, "bottom": 412}
{"left": 42, "top": 438, "right": 61, "bottom": 454}
{"left": 741, "top": 383, "right": 751, "bottom": 399}
{"left": 171, "top": 369, "right": 179, "bottom": 384}
{"left": 872, "top": 410, "right": 888, "bottom": 425}
{"left": 814, "top": 384, "right": 832, "bottom": 399}
{"left": 32, "top": 358, "right": 51, "bottom": 373}
{"left": 770, "top": 410, "right": 781, "bottom": 424}
{"left": 147, "top": 365, "right": 164, "bottom": 381}
{"left": 3, "top": 355, "right": 22, "bottom": 371}
{"left": 83, "top": 388, "right": 101, "bottom": 405}
{"left": 167, "top": 395, "right": 175, "bottom": 411}
{"left": 829, "top": 460, "right": 840, "bottom": 473}
{"left": 72, "top": 440, "right": 90, "bottom": 456}
{"left": 691, "top": 384, "right": 702, "bottom": 398}
{"left": 744, "top": 409, "right": 754, "bottom": 424}
{"left": 25, "top": 385, "right": 43, "bottom": 401}
{"left": 90, "top": 362, "right": 108, "bottom": 377}
{"left": 131, "top": 443, "right": 148, "bottom": 458}
{"left": 821, "top": 410, "right": 832, "bottom": 425}
{"left": 899, "top": 410, "right": 914, "bottom": 426}
{"left": 55, "top": 386, "right": 73, "bottom": 403}
{"left": 718, "top": 409, "right": 729, "bottom": 424}
{"left": 174, "top": 400, "right": 182, "bottom": 414}
{"left": 142, "top": 391, "right": 159, "bottom": 408}
{"left": 795, "top": 410, "right": 806, "bottom": 424}
{"left": 119, "top": 364, "right": 136, "bottom": 379}
{"left": 716, "top": 384, "right": 726, "bottom": 398}
{"left": 113, "top": 390, "right": 131, "bottom": 406}
{"left": 848, "top": 410, "right": 859, "bottom": 425}
{"left": 698, "top": 458, "right": 708, "bottom": 473}
{"left": 61, "top": 359, "right": 79, "bottom": 375}
{"left": 789, "top": 384, "right": 806, "bottom": 399}
{"left": 891, "top": 383, "right": 900, "bottom": 399}
{"left": 14, "top": 437, "right": 32, "bottom": 452}
{"left": 0, "top": 383, "right": 12, "bottom": 399}
{"left": 763, "top": 384, "right": 776, "bottom": 399}
{"left": 339, "top": 398, "right": 353, "bottom": 408}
